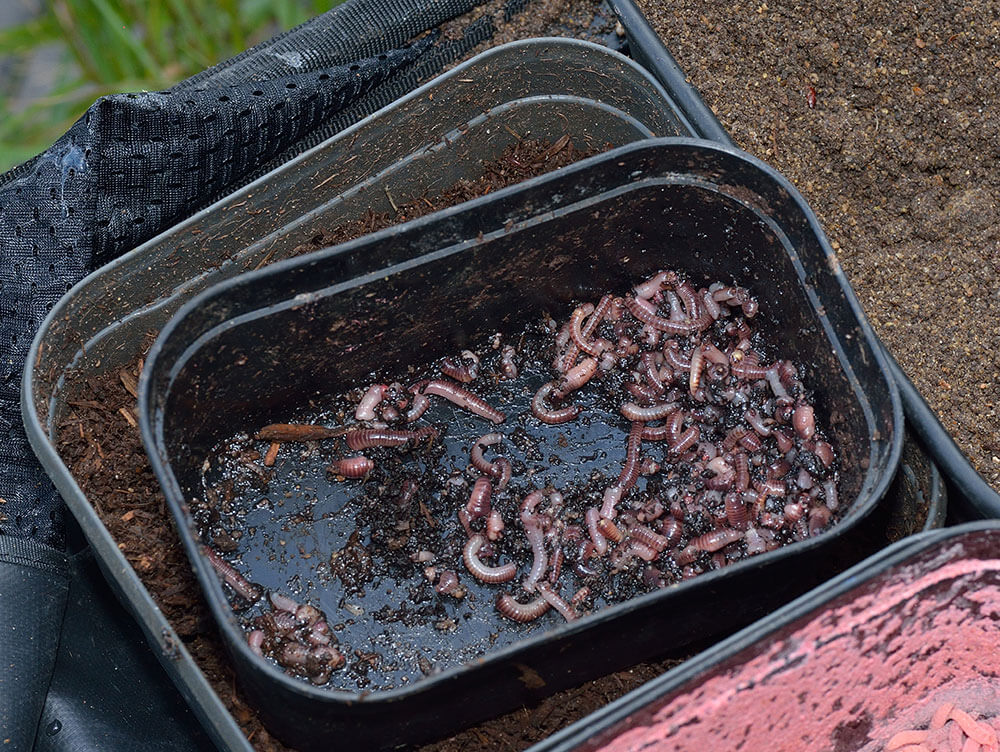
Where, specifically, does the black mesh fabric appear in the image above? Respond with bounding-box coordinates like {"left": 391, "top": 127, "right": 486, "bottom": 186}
{"left": 0, "top": 0, "right": 544, "bottom": 550}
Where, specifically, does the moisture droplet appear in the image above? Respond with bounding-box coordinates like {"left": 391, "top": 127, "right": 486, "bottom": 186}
{"left": 46, "top": 719, "right": 62, "bottom": 736}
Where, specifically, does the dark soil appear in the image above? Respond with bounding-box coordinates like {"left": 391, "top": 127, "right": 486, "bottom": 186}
{"left": 639, "top": 0, "right": 1000, "bottom": 491}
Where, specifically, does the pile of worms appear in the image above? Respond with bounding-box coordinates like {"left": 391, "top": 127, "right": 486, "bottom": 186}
{"left": 217, "top": 269, "right": 841, "bottom": 681}
{"left": 886, "top": 703, "right": 1000, "bottom": 752}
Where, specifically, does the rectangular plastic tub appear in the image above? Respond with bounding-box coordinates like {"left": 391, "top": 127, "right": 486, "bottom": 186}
{"left": 139, "top": 138, "right": 905, "bottom": 750}
{"left": 531, "top": 520, "right": 1000, "bottom": 752}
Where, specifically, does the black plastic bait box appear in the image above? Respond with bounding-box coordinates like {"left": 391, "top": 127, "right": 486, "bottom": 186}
{"left": 139, "top": 138, "right": 905, "bottom": 750}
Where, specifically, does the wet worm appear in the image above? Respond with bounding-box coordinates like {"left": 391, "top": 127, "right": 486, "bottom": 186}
{"left": 569, "top": 303, "right": 604, "bottom": 356}
{"left": 465, "top": 477, "right": 492, "bottom": 520}
{"left": 256, "top": 423, "right": 344, "bottom": 442}
{"left": 554, "top": 357, "right": 598, "bottom": 398}
{"left": 327, "top": 456, "right": 373, "bottom": 478}
{"left": 725, "top": 492, "right": 749, "bottom": 528}
{"left": 634, "top": 271, "right": 670, "bottom": 299}
{"left": 744, "top": 408, "right": 773, "bottom": 437}
{"left": 537, "top": 582, "right": 577, "bottom": 622}
{"left": 247, "top": 629, "right": 265, "bottom": 657}
{"left": 582, "top": 294, "right": 615, "bottom": 338}
{"left": 345, "top": 426, "right": 437, "bottom": 450}
{"left": 203, "top": 546, "right": 260, "bottom": 602}
{"left": 355, "top": 384, "right": 387, "bottom": 421}
{"left": 520, "top": 491, "right": 548, "bottom": 591}
{"left": 688, "top": 342, "right": 705, "bottom": 395}
{"left": 269, "top": 590, "right": 299, "bottom": 613}
{"left": 496, "top": 593, "right": 551, "bottom": 623}
{"left": 628, "top": 524, "right": 670, "bottom": 552}
{"left": 793, "top": 403, "right": 816, "bottom": 439}
{"left": 470, "top": 433, "right": 511, "bottom": 489}
{"left": 690, "top": 528, "right": 743, "bottom": 552}
{"left": 421, "top": 379, "right": 505, "bottom": 423}
{"left": 499, "top": 345, "right": 518, "bottom": 379}
{"left": 404, "top": 387, "right": 431, "bottom": 422}
{"left": 440, "top": 350, "right": 480, "bottom": 383}
{"left": 463, "top": 534, "right": 517, "bottom": 584}
{"left": 531, "top": 382, "right": 582, "bottom": 424}
{"left": 585, "top": 507, "right": 608, "bottom": 555}
{"left": 730, "top": 360, "right": 770, "bottom": 380}
{"left": 669, "top": 425, "right": 699, "bottom": 455}
{"left": 596, "top": 517, "right": 624, "bottom": 544}
{"left": 620, "top": 401, "right": 677, "bottom": 422}
{"left": 486, "top": 508, "right": 505, "bottom": 540}
{"left": 625, "top": 295, "right": 705, "bottom": 334}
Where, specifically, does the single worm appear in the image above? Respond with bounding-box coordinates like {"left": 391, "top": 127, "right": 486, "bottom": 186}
{"left": 247, "top": 629, "right": 265, "bottom": 657}
{"left": 744, "top": 408, "right": 773, "bottom": 437}
{"left": 582, "top": 294, "right": 615, "bottom": 338}
{"left": 569, "top": 304, "right": 604, "bottom": 356}
{"left": 355, "top": 384, "right": 387, "bottom": 421}
{"left": 596, "top": 517, "right": 624, "bottom": 544}
{"left": 690, "top": 528, "right": 743, "bottom": 552}
{"left": 625, "top": 295, "right": 706, "bottom": 334}
{"left": 689, "top": 343, "right": 705, "bottom": 394}
{"left": 465, "top": 477, "right": 492, "bottom": 520}
{"left": 256, "top": 423, "right": 343, "bottom": 442}
{"left": 793, "top": 403, "right": 816, "bottom": 439}
{"left": 327, "top": 456, "right": 373, "bottom": 478}
{"left": 470, "top": 433, "right": 511, "bottom": 489}
{"left": 537, "top": 582, "right": 577, "bottom": 622}
{"left": 531, "top": 382, "right": 582, "bottom": 424}
{"left": 585, "top": 507, "right": 608, "bottom": 555}
{"left": 463, "top": 534, "right": 517, "bottom": 584}
{"left": 620, "top": 401, "right": 677, "bottom": 422}
{"left": 440, "top": 350, "right": 479, "bottom": 383}
{"left": 499, "top": 345, "right": 518, "bottom": 379}
{"left": 486, "top": 509, "right": 505, "bottom": 541}
{"left": 554, "top": 357, "right": 598, "bottom": 398}
{"left": 435, "top": 569, "right": 461, "bottom": 595}
{"left": 670, "top": 425, "right": 699, "bottom": 455}
{"left": 345, "top": 426, "right": 437, "bottom": 450}
{"left": 421, "top": 379, "right": 505, "bottom": 423}
{"left": 203, "top": 546, "right": 260, "bottom": 602}
{"left": 496, "top": 593, "right": 551, "bottom": 623}
{"left": 634, "top": 271, "right": 670, "bottom": 299}
{"left": 725, "top": 492, "right": 749, "bottom": 529}
{"left": 269, "top": 591, "right": 299, "bottom": 613}
{"left": 628, "top": 524, "right": 670, "bottom": 552}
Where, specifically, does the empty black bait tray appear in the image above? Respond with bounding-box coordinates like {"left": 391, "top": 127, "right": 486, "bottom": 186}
{"left": 139, "top": 138, "right": 903, "bottom": 751}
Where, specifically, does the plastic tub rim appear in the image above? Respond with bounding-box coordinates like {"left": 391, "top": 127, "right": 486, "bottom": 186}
{"left": 138, "top": 136, "right": 904, "bottom": 706}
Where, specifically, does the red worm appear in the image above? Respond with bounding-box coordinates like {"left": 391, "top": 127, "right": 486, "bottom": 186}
{"left": 465, "top": 477, "right": 492, "bottom": 520}
{"left": 690, "top": 528, "right": 743, "bottom": 552}
{"left": 470, "top": 433, "right": 511, "bottom": 489}
{"left": 203, "top": 546, "right": 260, "bottom": 602}
{"left": 355, "top": 383, "right": 387, "bottom": 421}
{"left": 731, "top": 360, "right": 770, "bottom": 380}
{"left": 248, "top": 630, "right": 265, "bottom": 657}
{"left": 634, "top": 271, "right": 670, "bottom": 299}
{"left": 663, "top": 340, "right": 691, "bottom": 371}
{"left": 640, "top": 423, "right": 672, "bottom": 441}
{"left": 404, "top": 389, "right": 431, "bottom": 422}
{"left": 625, "top": 295, "right": 707, "bottom": 334}
{"left": 670, "top": 425, "right": 699, "bottom": 455}
{"left": 793, "top": 403, "right": 816, "bottom": 439}
{"left": 486, "top": 509, "right": 505, "bottom": 540}
{"left": 345, "top": 426, "right": 436, "bottom": 450}
{"left": 531, "top": 382, "right": 582, "bottom": 424}
{"left": 596, "top": 517, "right": 624, "bottom": 544}
{"left": 499, "top": 345, "right": 518, "bottom": 379}
{"left": 537, "top": 582, "right": 577, "bottom": 622}
{"left": 618, "top": 421, "right": 644, "bottom": 491}
{"left": 628, "top": 524, "right": 670, "bottom": 552}
{"left": 496, "top": 593, "right": 550, "bottom": 623}
{"left": 582, "top": 294, "right": 614, "bottom": 338}
{"left": 440, "top": 351, "right": 479, "bottom": 383}
{"left": 421, "top": 379, "right": 505, "bottom": 423}
{"left": 555, "top": 357, "right": 598, "bottom": 398}
{"left": 586, "top": 507, "right": 608, "bottom": 555}
{"left": 744, "top": 409, "right": 773, "bottom": 437}
{"left": 463, "top": 534, "right": 517, "bottom": 584}
{"left": 620, "top": 401, "right": 677, "bottom": 422}
{"left": 676, "top": 278, "right": 701, "bottom": 319}
{"left": 725, "top": 492, "right": 749, "bottom": 529}
{"left": 327, "top": 455, "right": 374, "bottom": 478}
{"left": 569, "top": 304, "right": 605, "bottom": 356}
{"left": 658, "top": 517, "right": 683, "bottom": 548}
